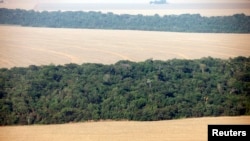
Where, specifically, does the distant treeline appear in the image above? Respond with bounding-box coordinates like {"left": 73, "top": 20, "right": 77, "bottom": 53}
{"left": 0, "top": 8, "right": 250, "bottom": 33}
{"left": 1, "top": 57, "right": 250, "bottom": 125}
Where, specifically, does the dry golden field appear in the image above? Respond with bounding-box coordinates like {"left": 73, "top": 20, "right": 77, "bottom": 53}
{"left": 0, "top": 116, "right": 250, "bottom": 141}
{"left": 0, "top": 25, "right": 250, "bottom": 68}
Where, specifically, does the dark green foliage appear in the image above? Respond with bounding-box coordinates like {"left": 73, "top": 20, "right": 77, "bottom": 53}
{"left": 0, "top": 57, "right": 250, "bottom": 125}
{"left": 0, "top": 8, "right": 250, "bottom": 33}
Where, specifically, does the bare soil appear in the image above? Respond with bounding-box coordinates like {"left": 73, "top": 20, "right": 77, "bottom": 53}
{"left": 0, "top": 116, "right": 250, "bottom": 141}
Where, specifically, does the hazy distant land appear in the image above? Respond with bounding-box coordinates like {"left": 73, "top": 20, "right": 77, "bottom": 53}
{"left": 1, "top": 0, "right": 250, "bottom": 16}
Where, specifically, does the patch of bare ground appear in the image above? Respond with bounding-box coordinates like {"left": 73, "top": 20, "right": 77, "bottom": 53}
{"left": 0, "top": 25, "right": 250, "bottom": 68}
{"left": 0, "top": 116, "right": 249, "bottom": 141}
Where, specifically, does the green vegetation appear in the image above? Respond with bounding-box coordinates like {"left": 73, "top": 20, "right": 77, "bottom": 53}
{"left": 0, "top": 8, "right": 250, "bottom": 33}
{"left": 0, "top": 57, "right": 250, "bottom": 125}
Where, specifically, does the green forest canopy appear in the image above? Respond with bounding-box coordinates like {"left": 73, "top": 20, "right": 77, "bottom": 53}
{"left": 0, "top": 8, "right": 250, "bottom": 33}
{"left": 0, "top": 8, "right": 250, "bottom": 125}
{"left": 1, "top": 57, "right": 250, "bottom": 125}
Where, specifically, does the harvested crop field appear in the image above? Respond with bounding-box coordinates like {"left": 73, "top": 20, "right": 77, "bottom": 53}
{"left": 0, "top": 26, "right": 250, "bottom": 68}
{"left": 0, "top": 116, "right": 250, "bottom": 141}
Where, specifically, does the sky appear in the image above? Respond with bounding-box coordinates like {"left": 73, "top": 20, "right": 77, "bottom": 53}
{"left": 3, "top": 0, "right": 250, "bottom": 5}
{"left": 93, "top": 0, "right": 247, "bottom": 3}
{"left": 39, "top": 0, "right": 250, "bottom": 4}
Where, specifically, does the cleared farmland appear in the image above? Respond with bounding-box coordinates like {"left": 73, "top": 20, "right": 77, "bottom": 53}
{"left": 0, "top": 25, "right": 250, "bottom": 68}
{"left": 0, "top": 116, "right": 250, "bottom": 141}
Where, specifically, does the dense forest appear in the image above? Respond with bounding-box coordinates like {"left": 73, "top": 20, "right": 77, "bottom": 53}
{"left": 0, "top": 8, "right": 250, "bottom": 33}
{"left": 0, "top": 57, "right": 250, "bottom": 125}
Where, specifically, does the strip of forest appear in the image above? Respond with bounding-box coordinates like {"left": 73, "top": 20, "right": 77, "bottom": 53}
{"left": 0, "top": 8, "right": 250, "bottom": 33}
{"left": 0, "top": 57, "right": 250, "bottom": 125}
